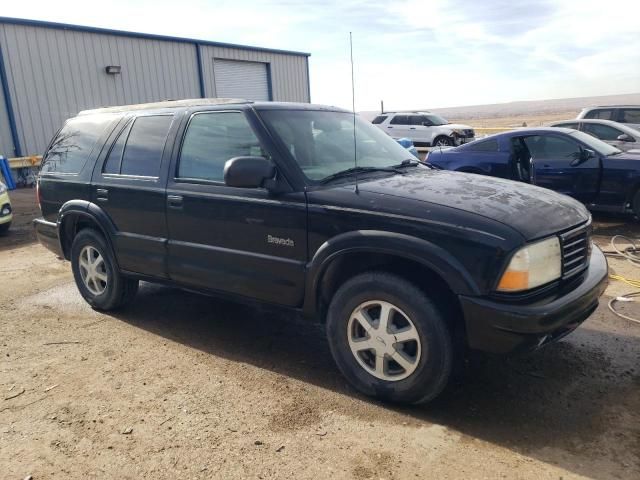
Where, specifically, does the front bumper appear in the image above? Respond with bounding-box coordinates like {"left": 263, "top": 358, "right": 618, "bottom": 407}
{"left": 460, "top": 245, "right": 608, "bottom": 354}
{"left": 33, "top": 217, "right": 64, "bottom": 257}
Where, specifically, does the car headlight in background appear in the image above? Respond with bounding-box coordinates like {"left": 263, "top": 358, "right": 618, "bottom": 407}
{"left": 497, "top": 236, "right": 562, "bottom": 292}
{"left": 451, "top": 129, "right": 463, "bottom": 136}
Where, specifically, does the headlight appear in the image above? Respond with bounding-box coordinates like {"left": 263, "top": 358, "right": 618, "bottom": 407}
{"left": 497, "top": 236, "right": 561, "bottom": 292}
{"left": 451, "top": 129, "right": 463, "bottom": 135}
{"left": 0, "top": 182, "right": 6, "bottom": 194}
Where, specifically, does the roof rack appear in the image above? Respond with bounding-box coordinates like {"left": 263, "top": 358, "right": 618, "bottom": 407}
{"left": 78, "top": 98, "right": 249, "bottom": 115}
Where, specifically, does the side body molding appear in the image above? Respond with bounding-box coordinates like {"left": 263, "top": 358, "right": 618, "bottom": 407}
{"left": 303, "top": 230, "right": 481, "bottom": 315}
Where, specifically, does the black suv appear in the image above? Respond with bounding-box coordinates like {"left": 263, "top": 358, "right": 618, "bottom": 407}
{"left": 34, "top": 99, "right": 608, "bottom": 404}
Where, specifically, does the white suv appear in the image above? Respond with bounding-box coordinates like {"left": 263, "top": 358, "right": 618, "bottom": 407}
{"left": 577, "top": 105, "right": 640, "bottom": 130}
{"left": 372, "top": 112, "right": 475, "bottom": 147}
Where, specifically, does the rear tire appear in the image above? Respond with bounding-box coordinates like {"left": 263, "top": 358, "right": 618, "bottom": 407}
{"left": 71, "top": 229, "right": 138, "bottom": 310}
{"left": 0, "top": 222, "right": 10, "bottom": 235}
{"left": 326, "top": 272, "right": 453, "bottom": 404}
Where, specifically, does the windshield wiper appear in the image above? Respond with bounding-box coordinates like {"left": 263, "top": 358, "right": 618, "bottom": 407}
{"left": 392, "top": 159, "right": 421, "bottom": 168}
{"left": 320, "top": 166, "right": 403, "bottom": 184}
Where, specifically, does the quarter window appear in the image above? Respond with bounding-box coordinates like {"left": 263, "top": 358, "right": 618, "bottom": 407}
{"left": 42, "top": 114, "right": 116, "bottom": 174}
{"left": 468, "top": 139, "right": 498, "bottom": 152}
{"left": 178, "top": 112, "right": 265, "bottom": 182}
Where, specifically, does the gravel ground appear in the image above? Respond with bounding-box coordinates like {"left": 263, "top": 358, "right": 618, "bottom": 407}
{"left": 1, "top": 188, "right": 639, "bottom": 479}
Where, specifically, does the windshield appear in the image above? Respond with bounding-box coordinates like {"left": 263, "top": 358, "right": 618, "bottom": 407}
{"left": 425, "top": 114, "right": 449, "bottom": 126}
{"left": 259, "top": 110, "right": 416, "bottom": 182}
{"left": 569, "top": 130, "right": 622, "bottom": 156}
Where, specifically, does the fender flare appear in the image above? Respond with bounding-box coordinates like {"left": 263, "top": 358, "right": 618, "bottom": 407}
{"left": 303, "top": 230, "right": 480, "bottom": 315}
{"left": 57, "top": 200, "right": 118, "bottom": 262}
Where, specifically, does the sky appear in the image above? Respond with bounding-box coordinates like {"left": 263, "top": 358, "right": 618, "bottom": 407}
{"left": 2, "top": 0, "right": 640, "bottom": 111}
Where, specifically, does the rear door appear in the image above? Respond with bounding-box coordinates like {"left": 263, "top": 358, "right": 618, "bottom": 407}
{"left": 165, "top": 109, "right": 307, "bottom": 306}
{"left": 386, "top": 115, "right": 411, "bottom": 139}
{"left": 526, "top": 133, "right": 600, "bottom": 203}
{"left": 92, "top": 113, "right": 177, "bottom": 277}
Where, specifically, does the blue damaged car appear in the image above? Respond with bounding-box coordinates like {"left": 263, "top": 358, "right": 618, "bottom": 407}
{"left": 427, "top": 127, "right": 640, "bottom": 216}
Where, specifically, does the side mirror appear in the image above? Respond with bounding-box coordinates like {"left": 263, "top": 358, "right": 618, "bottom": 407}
{"left": 223, "top": 156, "right": 275, "bottom": 189}
{"left": 617, "top": 133, "right": 634, "bottom": 142}
{"left": 570, "top": 148, "right": 595, "bottom": 166}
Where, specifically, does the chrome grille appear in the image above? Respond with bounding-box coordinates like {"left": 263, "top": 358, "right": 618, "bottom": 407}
{"left": 560, "top": 225, "right": 591, "bottom": 279}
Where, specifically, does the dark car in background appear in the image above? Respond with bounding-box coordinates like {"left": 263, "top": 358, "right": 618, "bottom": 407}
{"left": 427, "top": 127, "right": 640, "bottom": 216}
{"left": 34, "top": 101, "right": 607, "bottom": 405}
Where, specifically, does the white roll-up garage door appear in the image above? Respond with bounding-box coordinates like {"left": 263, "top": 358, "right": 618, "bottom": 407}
{"left": 213, "top": 59, "right": 270, "bottom": 101}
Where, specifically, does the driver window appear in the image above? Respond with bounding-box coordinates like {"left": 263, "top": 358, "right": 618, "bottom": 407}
{"left": 178, "top": 111, "right": 265, "bottom": 182}
{"left": 524, "top": 135, "right": 579, "bottom": 159}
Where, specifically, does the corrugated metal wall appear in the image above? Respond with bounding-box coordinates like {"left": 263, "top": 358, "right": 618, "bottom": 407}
{"left": 0, "top": 69, "right": 13, "bottom": 157}
{"left": 0, "top": 20, "right": 310, "bottom": 157}
{"left": 200, "top": 45, "right": 310, "bottom": 103}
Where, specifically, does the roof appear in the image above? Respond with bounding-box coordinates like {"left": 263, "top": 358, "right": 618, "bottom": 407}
{"left": 583, "top": 105, "right": 640, "bottom": 109}
{"left": 78, "top": 98, "right": 250, "bottom": 115}
{"left": 78, "top": 99, "right": 349, "bottom": 116}
{"left": 0, "top": 16, "right": 311, "bottom": 57}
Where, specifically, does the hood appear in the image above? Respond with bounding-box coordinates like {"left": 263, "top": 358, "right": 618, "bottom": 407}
{"left": 358, "top": 169, "right": 589, "bottom": 240}
{"left": 614, "top": 150, "right": 640, "bottom": 158}
{"left": 446, "top": 123, "right": 474, "bottom": 131}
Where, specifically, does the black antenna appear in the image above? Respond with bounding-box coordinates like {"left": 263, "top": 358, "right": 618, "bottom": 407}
{"left": 350, "top": 31, "right": 359, "bottom": 194}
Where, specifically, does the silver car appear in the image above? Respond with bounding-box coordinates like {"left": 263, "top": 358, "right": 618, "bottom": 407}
{"left": 577, "top": 105, "right": 640, "bottom": 130}
{"left": 549, "top": 119, "right": 640, "bottom": 152}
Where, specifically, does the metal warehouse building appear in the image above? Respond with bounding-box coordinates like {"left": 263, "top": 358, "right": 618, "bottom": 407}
{"left": 0, "top": 17, "right": 311, "bottom": 158}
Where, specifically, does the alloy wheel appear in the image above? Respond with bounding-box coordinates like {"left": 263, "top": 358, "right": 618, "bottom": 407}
{"left": 79, "top": 245, "right": 108, "bottom": 296}
{"left": 347, "top": 300, "right": 422, "bottom": 381}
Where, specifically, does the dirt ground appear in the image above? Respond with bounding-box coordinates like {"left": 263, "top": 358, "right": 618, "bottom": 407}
{"left": 1, "top": 188, "right": 639, "bottom": 480}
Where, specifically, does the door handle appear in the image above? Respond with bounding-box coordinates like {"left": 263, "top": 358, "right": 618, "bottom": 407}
{"left": 96, "top": 188, "right": 108, "bottom": 202}
{"left": 167, "top": 195, "right": 183, "bottom": 208}
{"left": 409, "top": 127, "right": 416, "bottom": 130}
{"left": 387, "top": 126, "right": 393, "bottom": 128}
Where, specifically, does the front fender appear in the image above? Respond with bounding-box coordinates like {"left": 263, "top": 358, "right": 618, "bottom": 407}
{"left": 303, "top": 230, "right": 480, "bottom": 316}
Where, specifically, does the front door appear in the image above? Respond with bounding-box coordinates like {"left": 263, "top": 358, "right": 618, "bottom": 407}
{"left": 92, "top": 114, "right": 177, "bottom": 277}
{"left": 525, "top": 134, "right": 600, "bottom": 204}
{"left": 165, "top": 110, "right": 307, "bottom": 306}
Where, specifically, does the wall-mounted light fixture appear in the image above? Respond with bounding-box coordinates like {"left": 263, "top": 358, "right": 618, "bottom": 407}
{"left": 105, "top": 65, "right": 121, "bottom": 75}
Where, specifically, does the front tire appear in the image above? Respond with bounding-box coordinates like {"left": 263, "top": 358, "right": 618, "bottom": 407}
{"left": 326, "top": 272, "right": 453, "bottom": 404}
{"left": 71, "top": 229, "right": 138, "bottom": 310}
{"left": 433, "top": 136, "right": 454, "bottom": 147}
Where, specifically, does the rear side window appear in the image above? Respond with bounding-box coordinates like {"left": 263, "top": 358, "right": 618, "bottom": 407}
{"left": 42, "top": 114, "right": 116, "bottom": 174}
{"left": 371, "top": 115, "right": 387, "bottom": 124}
{"left": 620, "top": 108, "right": 640, "bottom": 124}
{"left": 584, "top": 109, "right": 614, "bottom": 120}
{"left": 583, "top": 123, "right": 623, "bottom": 141}
{"left": 390, "top": 115, "right": 410, "bottom": 125}
{"left": 178, "top": 112, "right": 265, "bottom": 182}
{"left": 555, "top": 122, "right": 579, "bottom": 129}
{"left": 468, "top": 139, "right": 499, "bottom": 152}
{"left": 103, "top": 116, "right": 173, "bottom": 177}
